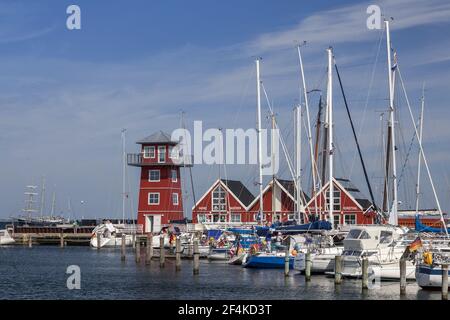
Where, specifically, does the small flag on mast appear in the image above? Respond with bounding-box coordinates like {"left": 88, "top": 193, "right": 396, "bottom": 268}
{"left": 391, "top": 50, "right": 398, "bottom": 71}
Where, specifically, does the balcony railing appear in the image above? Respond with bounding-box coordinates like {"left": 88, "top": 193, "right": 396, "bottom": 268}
{"left": 127, "top": 153, "right": 193, "bottom": 167}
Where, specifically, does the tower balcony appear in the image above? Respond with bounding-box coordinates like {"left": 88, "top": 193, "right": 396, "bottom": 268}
{"left": 127, "top": 153, "right": 193, "bottom": 167}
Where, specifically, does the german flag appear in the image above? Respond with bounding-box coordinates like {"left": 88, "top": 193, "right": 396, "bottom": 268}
{"left": 408, "top": 237, "right": 423, "bottom": 252}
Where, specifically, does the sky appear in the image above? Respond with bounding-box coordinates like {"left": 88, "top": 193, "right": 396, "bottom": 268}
{"left": 1, "top": 0, "right": 450, "bottom": 220}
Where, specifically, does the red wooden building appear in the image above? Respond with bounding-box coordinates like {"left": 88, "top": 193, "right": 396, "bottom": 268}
{"left": 305, "top": 177, "right": 376, "bottom": 227}
{"left": 246, "top": 179, "right": 309, "bottom": 223}
{"left": 192, "top": 178, "right": 310, "bottom": 225}
{"left": 192, "top": 179, "right": 255, "bottom": 224}
{"left": 127, "top": 131, "right": 191, "bottom": 233}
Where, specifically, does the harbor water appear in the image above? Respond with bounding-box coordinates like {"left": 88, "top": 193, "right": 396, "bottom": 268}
{"left": 0, "top": 246, "right": 442, "bottom": 300}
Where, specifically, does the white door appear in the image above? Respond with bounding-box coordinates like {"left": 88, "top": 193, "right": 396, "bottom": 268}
{"left": 153, "top": 215, "right": 162, "bottom": 233}
{"left": 145, "top": 215, "right": 153, "bottom": 233}
{"left": 145, "top": 215, "right": 162, "bottom": 233}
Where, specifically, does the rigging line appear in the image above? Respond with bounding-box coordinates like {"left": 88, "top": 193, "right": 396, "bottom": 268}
{"left": 260, "top": 83, "right": 298, "bottom": 197}
{"left": 302, "top": 105, "right": 322, "bottom": 192}
{"left": 335, "top": 63, "right": 379, "bottom": 213}
{"left": 232, "top": 65, "right": 255, "bottom": 129}
{"left": 349, "top": 28, "right": 384, "bottom": 177}
{"left": 397, "top": 122, "right": 417, "bottom": 186}
{"left": 397, "top": 64, "right": 448, "bottom": 236}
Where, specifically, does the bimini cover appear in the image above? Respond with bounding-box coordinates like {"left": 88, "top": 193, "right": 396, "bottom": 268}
{"left": 207, "top": 229, "right": 223, "bottom": 240}
{"left": 275, "top": 220, "right": 332, "bottom": 233}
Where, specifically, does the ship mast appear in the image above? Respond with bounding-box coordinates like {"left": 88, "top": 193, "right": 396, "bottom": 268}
{"left": 121, "top": 128, "right": 127, "bottom": 223}
{"left": 415, "top": 85, "right": 425, "bottom": 216}
{"left": 256, "top": 58, "right": 264, "bottom": 226}
{"left": 297, "top": 44, "right": 318, "bottom": 220}
{"left": 385, "top": 20, "right": 399, "bottom": 225}
{"left": 295, "top": 105, "right": 302, "bottom": 223}
{"left": 326, "top": 47, "right": 334, "bottom": 228}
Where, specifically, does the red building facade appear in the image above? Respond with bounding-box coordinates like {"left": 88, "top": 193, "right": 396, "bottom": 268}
{"left": 128, "top": 131, "right": 189, "bottom": 233}
{"left": 192, "top": 178, "right": 308, "bottom": 224}
{"left": 305, "top": 177, "right": 376, "bottom": 227}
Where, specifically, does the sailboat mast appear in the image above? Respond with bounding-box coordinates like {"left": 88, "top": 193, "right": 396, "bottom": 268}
{"left": 297, "top": 44, "right": 317, "bottom": 220}
{"left": 385, "top": 20, "right": 398, "bottom": 225}
{"left": 256, "top": 58, "right": 264, "bottom": 226}
{"left": 122, "top": 129, "right": 127, "bottom": 223}
{"left": 295, "top": 105, "right": 302, "bottom": 223}
{"left": 326, "top": 47, "right": 334, "bottom": 228}
{"left": 415, "top": 85, "right": 425, "bottom": 216}
{"left": 272, "top": 113, "right": 276, "bottom": 220}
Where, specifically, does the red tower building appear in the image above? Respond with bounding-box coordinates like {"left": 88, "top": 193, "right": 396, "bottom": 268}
{"left": 128, "top": 131, "right": 190, "bottom": 233}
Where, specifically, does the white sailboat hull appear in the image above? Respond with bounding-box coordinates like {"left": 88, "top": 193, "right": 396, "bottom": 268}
{"left": 416, "top": 263, "right": 450, "bottom": 288}
{"left": 340, "top": 257, "right": 416, "bottom": 280}
{"left": 90, "top": 234, "right": 134, "bottom": 248}
{"left": 294, "top": 247, "right": 343, "bottom": 273}
{"left": 0, "top": 230, "right": 15, "bottom": 245}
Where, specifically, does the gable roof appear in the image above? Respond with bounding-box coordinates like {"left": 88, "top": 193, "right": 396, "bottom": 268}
{"left": 192, "top": 179, "right": 255, "bottom": 211}
{"left": 221, "top": 179, "right": 255, "bottom": 207}
{"left": 137, "top": 131, "right": 178, "bottom": 145}
{"left": 277, "top": 179, "right": 311, "bottom": 204}
{"left": 335, "top": 178, "right": 372, "bottom": 210}
{"left": 306, "top": 177, "right": 373, "bottom": 211}
{"left": 247, "top": 178, "right": 310, "bottom": 209}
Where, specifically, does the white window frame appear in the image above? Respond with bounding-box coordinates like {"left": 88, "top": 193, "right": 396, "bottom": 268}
{"left": 197, "top": 214, "right": 206, "bottom": 223}
{"left": 149, "top": 170, "right": 160, "bottom": 182}
{"left": 158, "top": 146, "right": 166, "bottom": 163}
{"left": 288, "top": 213, "right": 296, "bottom": 221}
{"left": 172, "top": 193, "right": 179, "bottom": 206}
{"left": 171, "top": 169, "right": 178, "bottom": 183}
{"left": 231, "top": 213, "right": 241, "bottom": 223}
{"left": 326, "top": 188, "right": 341, "bottom": 211}
{"left": 169, "top": 146, "right": 179, "bottom": 160}
{"left": 344, "top": 214, "right": 357, "bottom": 225}
{"left": 212, "top": 185, "right": 226, "bottom": 212}
{"left": 148, "top": 193, "right": 160, "bottom": 205}
{"left": 333, "top": 214, "right": 341, "bottom": 228}
{"left": 143, "top": 146, "right": 155, "bottom": 159}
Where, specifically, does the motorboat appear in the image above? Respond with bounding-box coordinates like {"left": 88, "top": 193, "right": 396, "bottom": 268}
{"left": 90, "top": 221, "right": 135, "bottom": 248}
{"left": 339, "top": 225, "right": 416, "bottom": 280}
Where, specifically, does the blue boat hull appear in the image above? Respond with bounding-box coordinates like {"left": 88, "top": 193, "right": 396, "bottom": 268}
{"left": 243, "top": 255, "right": 295, "bottom": 269}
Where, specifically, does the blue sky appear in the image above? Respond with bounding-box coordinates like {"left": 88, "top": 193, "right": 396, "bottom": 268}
{"left": 1, "top": 0, "right": 450, "bottom": 220}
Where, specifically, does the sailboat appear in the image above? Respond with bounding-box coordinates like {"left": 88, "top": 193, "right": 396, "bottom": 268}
{"left": 0, "top": 228, "right": 15, "bottom": 245}
{"left": 91, "top": 129, "right": 136, "bottom": 248}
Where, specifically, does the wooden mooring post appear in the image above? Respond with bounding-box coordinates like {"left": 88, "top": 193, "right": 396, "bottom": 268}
{"left": 146, "top": 233, "right": 153, "bottom": 265}
{"left": 28, "top": 235, "right": 33, "bottom": 248}
{"left": 193, "top": 239, "right": 200, "bottom": 275}
{"left": 305, "top": 252, "right": 312, "bottom": 282}
{"left": 176, "top": 237, "right": 182, "bottom": 271}
{"left": 121, "top": 234, "right": 126, "bottom": 261}
{"left": 362, "top": 258, "right": 369, "bottom": 290}
{"left": 135, "top": 237, "right": 141, "bottom": 263}
{"left": 442, "top": 264, "right": 449, "bottom": 300}
{"left": 284, "top": 247, "right": 289, "bottom": 277}
{"left": 159, "top": 236, "right": 165, "bottom": 268}
{"left": 60, "top": 232, "right": 65, "bottom": 248}
{"left": 400, "top": 259, "right": 406, "bottom": 296}
{"left": 132, "top": 234, "right": 136, "bottom": 249}
{"left": 335, "top": 255, "right": 342, "bottom": 285}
